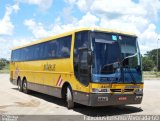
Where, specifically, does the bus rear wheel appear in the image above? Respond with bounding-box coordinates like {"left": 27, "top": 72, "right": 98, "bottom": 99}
{"left": 22, "top": 79, "right": 29, "bottom": 94}
{"left": 17, "top": 78, "right": 22, "bottom": 92}
{"left": 66, "top": 86, "right": 74, "bottom": 109}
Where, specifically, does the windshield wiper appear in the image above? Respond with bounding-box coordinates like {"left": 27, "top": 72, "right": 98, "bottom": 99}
{"left": 121, "top": 53, "right": 138, "bottom": 63}
{"left": 120, "top": 53, "right": 137, "bottom": 84}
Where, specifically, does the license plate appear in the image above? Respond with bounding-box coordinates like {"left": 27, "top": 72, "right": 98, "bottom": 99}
{"left": 118, "top": 96, "right": 127, "bottom": 101}
{"left": 98, "top": 97, "right": 108, "bottom": 101}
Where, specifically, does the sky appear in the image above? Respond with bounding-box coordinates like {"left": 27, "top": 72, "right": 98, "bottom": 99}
{"left": 0, "top": 0, "right": 160, "bottom": 59}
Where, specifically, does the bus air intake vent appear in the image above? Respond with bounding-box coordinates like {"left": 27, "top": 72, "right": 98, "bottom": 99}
{"left": 124, "top": 89, "right": 134, "bottom": 92}
{"left": 110, "top": 89, "right": 121, "bottom": 92}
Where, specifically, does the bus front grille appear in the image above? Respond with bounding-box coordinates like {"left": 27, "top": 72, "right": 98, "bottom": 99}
{"left": 110, "top": 89, "right": 134, "bottom": 93}
{"left": 124, "top": 89, "right": 134, "bottom": 92}
{"left": 110, "top": 89, "right": 121, "bottom": 92}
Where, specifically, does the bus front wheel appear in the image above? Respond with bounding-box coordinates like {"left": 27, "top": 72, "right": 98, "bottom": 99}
{"left": 66, "top": 86, "right": 74, "bottom": 109}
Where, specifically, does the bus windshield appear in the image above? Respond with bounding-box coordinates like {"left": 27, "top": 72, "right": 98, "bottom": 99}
{"left": 91, "top": 32, "right": 142, "bottom": 83}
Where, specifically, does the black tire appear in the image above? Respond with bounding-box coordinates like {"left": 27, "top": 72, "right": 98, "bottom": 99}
{"left": 17, "top": 78, "right": 22, "bottom": 92}
{"left": 22, "top": 79, "right": 29, "bottom": 94}
{"left": 66, "top": 86, "right": 74, "bottom": 109}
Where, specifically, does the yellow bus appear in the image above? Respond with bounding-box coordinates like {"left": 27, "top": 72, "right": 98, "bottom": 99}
{"left": 10, "top": 28, "right": 143, "bottom": 109}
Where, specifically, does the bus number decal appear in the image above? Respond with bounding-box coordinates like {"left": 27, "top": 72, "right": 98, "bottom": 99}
{"left": 44, "top": 63, "right": 56, "bottom": 71}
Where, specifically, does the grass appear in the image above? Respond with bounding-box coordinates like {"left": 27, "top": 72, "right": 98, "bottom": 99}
{"left": 143, "top": 71, "right": 160, "bottom": 80}
{"left": 155, "top": 72, "right": 160, "bottom": 77}
{"left": 0, "top": 64, "right": 9, "bottom": 73}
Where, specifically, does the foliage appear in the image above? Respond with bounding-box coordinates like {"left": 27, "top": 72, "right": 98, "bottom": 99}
{"left": 0, "top": 58, "right": 9, "bottom": 70}
{"left": 145, "top": 48, "right": 160, "bottom": 71}
{"left": 142, "top": 57, "right": 155, "bottom": 71}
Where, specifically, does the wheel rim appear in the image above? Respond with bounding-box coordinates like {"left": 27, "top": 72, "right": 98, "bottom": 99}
{"left": 66, "top": 87, "right": 74, "bottom": 109}
{"left": 23, "top": 82, "right": 27, "bottom": 91}
{"left": 67, "top": 87, "right": 71, "bottom": 102}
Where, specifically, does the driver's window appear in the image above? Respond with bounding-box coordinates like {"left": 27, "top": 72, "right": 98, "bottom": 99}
{"left": 74, "top": 31, "right": 89, "bottom": 86}
{"left": 79, "top": 50, "right": 89, "bottom": 85}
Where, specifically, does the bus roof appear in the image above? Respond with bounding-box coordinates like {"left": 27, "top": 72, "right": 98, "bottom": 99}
{"left": 12, "top": 28, "right": 137, "bottom": 50}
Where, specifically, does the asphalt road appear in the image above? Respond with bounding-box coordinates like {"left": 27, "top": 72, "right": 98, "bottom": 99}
{"left": 0, "top": 74, "right": 160, "bottom": 120}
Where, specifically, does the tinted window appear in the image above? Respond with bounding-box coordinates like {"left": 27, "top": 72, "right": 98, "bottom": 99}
{"left": 58, "top": 36, "right": 71, "bottom": 58}
{"left": 73, "top": 31, "right": 89, "bottom": 85}
{"left": 47, "top": 40, "right": 58, "bottom": 58}
{"left": 74, "top": 31, "right": 88, "bottom": 70}
{"left": 11, "top": 35, "right": 72, "bottom": 61}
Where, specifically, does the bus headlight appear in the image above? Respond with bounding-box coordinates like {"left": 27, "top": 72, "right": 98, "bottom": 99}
{"left": 135, "top": 88, "right": 143, "bottom": 94}
{"left": 92, "top": 88, "right": 110, "bottom": 93}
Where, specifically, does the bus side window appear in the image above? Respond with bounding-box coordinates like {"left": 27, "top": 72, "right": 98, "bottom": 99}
{"left": 58, "top": 36, "right": 72, "bottom": 58}
{"left": 48, "top": 41, "right": 57, "bottom": 58}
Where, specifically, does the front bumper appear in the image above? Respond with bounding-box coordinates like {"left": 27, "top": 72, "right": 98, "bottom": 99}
{"left": 89, "top": 93, "right": 143, "bottom": 106}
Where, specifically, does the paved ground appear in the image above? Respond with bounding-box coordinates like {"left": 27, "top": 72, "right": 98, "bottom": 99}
{"left": 0, "top": 74, "right": 160, "bottom": 120}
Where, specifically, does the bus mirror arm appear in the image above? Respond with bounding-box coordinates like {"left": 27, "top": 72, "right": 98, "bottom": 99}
{"left": 87, "top": 51, "right": 92, "bottom": 65}
{"left": 88, "top": 51, "right": 94, "bottom": 66}
{"left": 78, "top": 47, "right": 93, "bottom": 66}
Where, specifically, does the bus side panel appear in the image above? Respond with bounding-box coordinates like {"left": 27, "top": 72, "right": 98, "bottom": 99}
{"left": 10, "top": 61, "right": 23, "bottom": 85}
{"left": 10, "top": 61, "right": 17, "bottom": 85}
{"left": 15, "top": 58, "right": 73, "bottom": 98}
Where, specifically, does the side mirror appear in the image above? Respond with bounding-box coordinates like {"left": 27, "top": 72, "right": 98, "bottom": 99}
{"left": 78, "top": 47, "right": 88, "bottom": 51}
{"left": 78, "top": 47, "right": 88, "bottom": 66}
{"left": 78, "top": 47, "right": 93, "bottom": 66}
{"left": 87, "top": 51, "right": 92, "bottom": 65}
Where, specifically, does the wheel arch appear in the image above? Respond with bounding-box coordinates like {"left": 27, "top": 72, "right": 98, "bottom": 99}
{"left": 16, "top": 76, "right": 21, "bottom": 85}
{"left": 22, "top": 76, "right": 27, "bottom": 83}
{"left": 61, "top": 81, "right": 73, "bottom": 99}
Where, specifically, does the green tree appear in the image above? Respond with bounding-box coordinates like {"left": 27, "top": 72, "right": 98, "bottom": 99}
{"left": 145, "top": 48, "right": 160, "bottom": 71}
{"left": 0, "top": 58, "right": 9, "bottom": 70}
{"left": 0, "top": 61, "right": 6, "bottom": 70}
{"left": 142, "top": 57, "right": 155, "bottom": 71}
